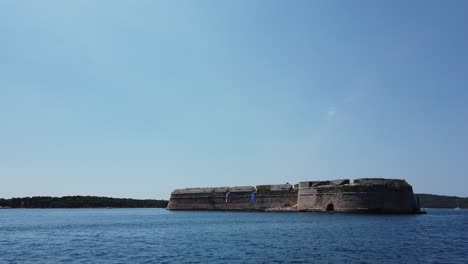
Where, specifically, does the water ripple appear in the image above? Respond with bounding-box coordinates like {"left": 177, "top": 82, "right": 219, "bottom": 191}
{"left": 0, "top": 209, "right": 466, "bottom": 264}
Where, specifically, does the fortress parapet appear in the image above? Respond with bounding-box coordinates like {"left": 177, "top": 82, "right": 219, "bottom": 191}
{"left": 167, "top": 178, "right": 420, "bottom": 214}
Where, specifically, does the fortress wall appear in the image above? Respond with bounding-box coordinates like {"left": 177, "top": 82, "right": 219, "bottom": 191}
{"left": 297, "top": 179, "right": 418, "bottom": 213}
{"left": 167, "top": 187, "right": 235, "bottom": 210}
{"left": 301, "top": 184, "right": 367, "bottom": 212}
{"left": 221, "top": 186, "right": 256, "bottom": 210}
{"left": 298, "top": 180, "right": 356, "bottom": 211}
{"left": 311, "top": 189, "right": 370, "bottom": 212}
{"left": 254, "top": 184, "right": 297, "bottom": 210}
{"left": 251, "top": 184, "right": 297, "bottom": 210}
{"left": 167, "top": 188, "right": 216, "bottom": 210}
{"left": 167, "top": 187, "right": 256, "bottom": 211}
{"left": 297, "top": 182, "right": 317, "bottom": 210}
{"left": 168, "top": 184, "right": 297, "bottom": 211}
{"left": 353, "top": 179, "right": 417, "bottom": 213}
{"left": 168, "top": 178, "right": 419, "bottom": 213}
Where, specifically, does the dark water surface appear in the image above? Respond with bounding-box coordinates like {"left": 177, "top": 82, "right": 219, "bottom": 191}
{"left": 0, "top": 209, "right": 466, "bottom": 264}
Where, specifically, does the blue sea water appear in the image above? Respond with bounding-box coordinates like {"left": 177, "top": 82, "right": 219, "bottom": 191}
{"left": 0, "top": 209, "right": 466, "bottom": 264}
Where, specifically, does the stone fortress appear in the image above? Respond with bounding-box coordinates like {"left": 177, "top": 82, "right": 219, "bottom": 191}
{"left": 167, "top": 178, "right": 422, "bottom": 214}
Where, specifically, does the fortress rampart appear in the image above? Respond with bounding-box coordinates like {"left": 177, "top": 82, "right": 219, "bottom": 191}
{"left": 167, "top": 178, "right": 420, "bottom": 214}
{"left": 167, "top": 184, "right": 297, "bottom": 211}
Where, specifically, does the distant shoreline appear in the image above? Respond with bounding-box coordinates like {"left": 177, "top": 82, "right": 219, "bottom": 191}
{"left": 415, "top": 194, "right": 467, "bottom": 209}
{"left": 0, "top": 196, "right": 168, "bottom": 209}
{"left": 0, "top": 194, "right": 465, "bottom": 209}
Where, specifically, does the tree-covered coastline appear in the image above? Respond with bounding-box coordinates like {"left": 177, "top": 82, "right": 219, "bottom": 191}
{"left": 416, "top": 194, "right": 467, "bottom": 209}
{"left": 0, "top": 196, "right": 168, "bottom": 208}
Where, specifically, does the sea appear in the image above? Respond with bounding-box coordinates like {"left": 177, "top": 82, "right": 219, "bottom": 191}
{"left": 0, "top": 208, "right": 466, "bottom": 264}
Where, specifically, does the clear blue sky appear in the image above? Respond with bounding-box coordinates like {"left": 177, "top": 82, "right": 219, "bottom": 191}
{"left": 1, "top": 1, "right": 467, "bottom": 199}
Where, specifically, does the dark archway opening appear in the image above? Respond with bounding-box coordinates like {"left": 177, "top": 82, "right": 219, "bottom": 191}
{"left": 326, "top": 203, "right": 334, "bottom": 212}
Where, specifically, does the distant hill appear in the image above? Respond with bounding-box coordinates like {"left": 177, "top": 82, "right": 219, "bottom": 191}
{"left": 0, "top": 196, "right": 168, "bottom": 209}
{"left": 415, "top": 194, "right": 467, "bottom": 209}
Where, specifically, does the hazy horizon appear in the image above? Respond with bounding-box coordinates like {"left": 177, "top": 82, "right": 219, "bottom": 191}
{"left": 1, "top": 1, "right": 467, "bottom": 200}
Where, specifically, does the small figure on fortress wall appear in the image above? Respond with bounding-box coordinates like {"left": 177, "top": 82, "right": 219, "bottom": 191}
{"left": 250, "top": 192, "right": 256, "bottom": 204}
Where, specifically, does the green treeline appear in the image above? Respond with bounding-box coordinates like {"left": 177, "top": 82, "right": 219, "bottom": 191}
{"left": 415, "top": 194, "right": 467, "bottom": 208}
{"left": 0, "top": 196, "right": 168, "bottom": 208}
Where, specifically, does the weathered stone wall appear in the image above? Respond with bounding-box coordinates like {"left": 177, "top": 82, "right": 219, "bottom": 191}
{"left": 297, "top": 178, "right": 418, "bottom": 213}
{"left": 167, "top": 187, "right": 225, "bottom": 210}
{"left": 254, "top": 184, "right": 297, "bottom": 210}
{"left": 167, "top": 184, "right": 297, "bottom": 211}
{"left": 224, "top": 186, "right": 256, "bottom": 210}
{"left": 168, "top": 178, "right": 419, "bottom": 214}
{"left": 167, "top": 187, "right": 254, "bottom": 210}
{"left": 297, "top": 182, "right": 318, "bottom": 211}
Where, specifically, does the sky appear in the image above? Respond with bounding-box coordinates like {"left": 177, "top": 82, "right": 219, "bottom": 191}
{"left": 1, "top": 1, "right": 467, "bottom": 199}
